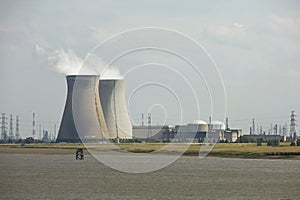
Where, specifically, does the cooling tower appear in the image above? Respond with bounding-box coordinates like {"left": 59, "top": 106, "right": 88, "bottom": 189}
{"left": 57, "top": 75, "right": 105, "bottom": 142}
{"left": 57, "top": 76, "right": 132, "bottom": 142}
{"left": 99, "top": 79, "right": 132, "bottom": 139}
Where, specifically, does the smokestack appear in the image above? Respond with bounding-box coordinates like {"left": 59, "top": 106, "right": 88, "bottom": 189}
{"left": 99, "top": 79, "right": 132, "bottom": 139}
{"left": 225, "top": 117, "right": 229, "bottom": 130}
{"left": 57, "top": 75, "right": 105, "bottom": 142}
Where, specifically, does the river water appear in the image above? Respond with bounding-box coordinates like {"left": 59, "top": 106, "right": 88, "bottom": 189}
{"left": 0, "top": 154, "right": 299, "bottom": 199}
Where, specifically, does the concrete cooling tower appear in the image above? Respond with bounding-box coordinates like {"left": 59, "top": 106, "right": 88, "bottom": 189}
{"left": 56, "top": 75, "right": 132, "bottom": 142}
{"left": 56, "top": 75, "right": 103, "bottom": 142}
{"left": 99, "top": 79, "right": 132, "bottom": 139}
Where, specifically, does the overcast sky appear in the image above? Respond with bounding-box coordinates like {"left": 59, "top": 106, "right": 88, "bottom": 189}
{"left": 0, "top": 0, "right": 300, "bottom": 138}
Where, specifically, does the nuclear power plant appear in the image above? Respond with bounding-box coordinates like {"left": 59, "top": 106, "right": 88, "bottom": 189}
{"left": 56, "top": 75, "right": 242, "bottom": 143}
{"left": 56, "top": 75, "right": 132, "bottom": 142}
{"left": 1, "top": 72, "right": 297, "bottom": 144}
{"left": 55, "top": 75, "right": 299, "bottom": 144}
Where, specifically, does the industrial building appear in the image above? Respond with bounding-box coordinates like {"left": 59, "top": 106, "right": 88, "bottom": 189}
{"left": 132, "top": 125, "right": 173, "bottom": 142}
{"left": 174, "top": 120, "right": 208, "bottom": 142}
{"left": 242, "top": 134, "right": 284, "bottom": 143}
{"left": 174, "top": 120, "right": 241, "bottom": 142}
{"left": 56, "top": 75, "right": 132, "bottom": 142}
{"left": 131, "top": 120, "right": 242, "bottom": 143}
{"left": 224, "top": 129, "right": 242, "bottom": 142}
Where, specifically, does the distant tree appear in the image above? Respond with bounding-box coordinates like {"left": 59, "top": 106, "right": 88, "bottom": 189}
{"left": 297, "top": 139, "right": 300, "bottom": 146}
{"left": 250, "top": 138, "right": 256, "bottom": 143}
{"left": 290, "top": 142, "right": 296, "bottom": 146}
{"left": 14, "top": 139, "right": 21, "bottom": 143}
{"left": 240, "top": 136, "right": 250, "bottom": 143}
{"left": 7, "top": 138, "right": 14, "bottom": 144}
{"left": 257, "top": 138, "right": 263, "bottom": 146}
{"left": 267, "top": 139, "right": 280, "bottom": 147}
{"left": 25, "top": 137, "right": 34, "bottom": 144}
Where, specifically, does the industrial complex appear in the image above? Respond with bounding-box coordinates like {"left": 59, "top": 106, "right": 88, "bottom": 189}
{"left": 0, "top": 76, "right": 297, "bottom": 144}
{"left": 132, "top": 119, "right": 242, "bottom": 143}
{"left": 55, "top": 75, "right": 244, "bottom": 143}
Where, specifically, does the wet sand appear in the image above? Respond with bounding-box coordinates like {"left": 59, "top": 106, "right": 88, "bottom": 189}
{"left": 0, "top": 147, "right": 79, "bottom": 155}
{"left": 0, "top": 146, "right": 299, "bottom": 160}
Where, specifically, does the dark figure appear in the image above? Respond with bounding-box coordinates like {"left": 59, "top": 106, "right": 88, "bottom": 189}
{"left": 76, "top": 148, "right": 84, "bottom": 160}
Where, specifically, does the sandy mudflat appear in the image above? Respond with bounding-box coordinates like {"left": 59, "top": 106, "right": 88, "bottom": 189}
{"left": 0, "top": 147, "right": 86, "bottom": 155}
{"left": 0, "top": 143, "right": 300, "bottom": 160}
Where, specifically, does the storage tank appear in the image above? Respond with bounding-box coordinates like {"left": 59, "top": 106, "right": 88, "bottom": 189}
{"left": 99, "top": 79, "right": 132, "bottom": 139}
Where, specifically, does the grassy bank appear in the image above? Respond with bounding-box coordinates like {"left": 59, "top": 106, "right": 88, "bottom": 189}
{"left": 0, "top": 142, "right": 299, "bottom": 159}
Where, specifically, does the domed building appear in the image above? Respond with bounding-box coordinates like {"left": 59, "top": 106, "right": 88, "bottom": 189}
{"left": 187, "top": 120, "right": 209, "bottom": 132}
{"left": 210, "top": 121, "right": 226, "bottom": 131}
{"left": 174, "top": 120, "right": 208, "bottom": 142}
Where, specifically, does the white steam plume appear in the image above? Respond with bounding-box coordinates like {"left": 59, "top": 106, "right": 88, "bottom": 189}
{"left": 48, "top": 49, "right": 83, "bottom": 75}
{"left": 35, "top": 44, "right": 122, "bottom": 78}
{"left": 85, "top": 53, "right": 123, "bottom": 79}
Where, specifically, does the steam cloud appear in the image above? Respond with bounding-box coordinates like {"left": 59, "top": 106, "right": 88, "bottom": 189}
{"left": 35, "top": 44, "right": 122, "bottom": 79}
{"left": 48, "top": 49, "right": 83, "bottom": 75}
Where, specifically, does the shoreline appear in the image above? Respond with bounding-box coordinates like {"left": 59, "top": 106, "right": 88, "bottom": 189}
{"left": 0, "top": 143, "right": 299, "bottom": 160}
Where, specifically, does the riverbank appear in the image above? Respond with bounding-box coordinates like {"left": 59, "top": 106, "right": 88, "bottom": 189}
{"left": 0, "top": 142, "right": 299, "bottom": 160}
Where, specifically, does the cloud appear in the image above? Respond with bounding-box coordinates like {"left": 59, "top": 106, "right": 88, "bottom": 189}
{"left": 88, "top": 26, "right": 112, "bottom": 43}
{"left": 233, "top": 22, "right": 245, "bottom": 29}
{"left": 207, "top": 22, "right": 247, "bottom": 39}
{"left": 34, "top": 43, "right": 46, "bottom": 56}
{"left": 269, "top": 15, "right": 300, "bottom": 37}
{"left": 205, "top": 22, "right": 249, "bottom": 48}
{"left": 270, "top": 15, "right": 300, "bottom": 26}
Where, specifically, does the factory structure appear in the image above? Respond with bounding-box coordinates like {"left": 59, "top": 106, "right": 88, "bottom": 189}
{"left": 56, "top": 75, "right": 300, "bottom": 144}
{"left": 132, "top": 119, "right": 242, "bottom": 143}
{"left": 241, "top": 111, "right": 298, "bottom": 143}
{"left": 2, "top": 77, "right": 298, "bottom": 144}
{"left": 56, "top": 75, "right": 243, "bottom": 143}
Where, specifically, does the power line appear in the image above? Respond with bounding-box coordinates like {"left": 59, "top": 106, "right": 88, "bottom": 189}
{"left": 32, "top": 112, "right": 36, "bottom": 139}
{"left": 39, "top": 124, "right": 42, "bottom": 140}
{"left": 15, "top": 115, "right": 20, "bottom": 140}
{"left": 9, "top": 114, "right": 14, "bottom": 140}
{"left": 1, "top": 113, "right": 7, "bottom": 140}
{"left": 290, "top": 111, "right": 297, "bottom": 141}
{"left": 252, "top": 118, "right": 255, "bottom": 135}
{"left": 53, "top": 124, "right": 56, "bottom": 140}
{"left": 148, "top": 113, "right": 152, "bottom": 138}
